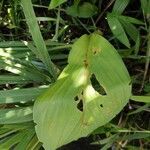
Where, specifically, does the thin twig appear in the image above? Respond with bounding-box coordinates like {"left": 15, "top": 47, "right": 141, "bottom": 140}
{"left": 91, "top": 17, "right": 96, "bottom": 29}
{"left": 140, "top": 20, "right": 150, "bottom": 92}
{"left": 76, "top": 18, "right": 91, "bottom": 33}
{"left": 95, "top": 0, "right": 115, "bottom": 25}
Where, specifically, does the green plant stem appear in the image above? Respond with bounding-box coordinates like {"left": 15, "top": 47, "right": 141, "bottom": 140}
{"left": 48, "top": 44, "right": 72, "bottom": 51}
{"left": 91, "top": 17, "right": 97, "bottom": 29}
{"left": 52, "top": 6, "right": 60, "bottom": 41}
{"left": 140, "top": 22, "right": 150, "bottom": 91}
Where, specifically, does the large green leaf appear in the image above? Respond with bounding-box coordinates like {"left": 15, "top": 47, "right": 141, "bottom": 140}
{"left": 33, "top": 33, "right": 131, "bottom": 150}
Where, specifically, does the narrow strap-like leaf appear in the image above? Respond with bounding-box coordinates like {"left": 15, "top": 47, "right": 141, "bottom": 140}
{"left": 131, "top": 95, "right": 150, "bottom": 103}
{"left": 0, "top": 107, "right": 33, "bottom": 124}
{"left": 21, "top": 0, "right": 58, "bottom": 79}
{"left": 0, "top": 87, "right": 48, "bottom": 104}
{"left": 107, "top": 13, "right": 130, "bottom": 48}
{"left": 113, "top": 0, "right": 130, "bottom": 14}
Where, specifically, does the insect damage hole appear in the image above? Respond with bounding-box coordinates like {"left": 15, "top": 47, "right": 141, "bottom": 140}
{"left": 74, "top": 96, "right": 79, "bottom": 101}
{"left": 90, "top": 74, "right": 107, "bottom": 95}
{"left": 74, "top": 91, "right": 84, "bottom": 112}
{"left": 93, "top": 50, "right": 97, "bottom": 55}
{"left": 77, "top": 99, "right": 83, "bottom": 112}
{"left": 92, "top": 48, "right": 101, "bottom": 55}
{"left": 100, "top": 104, "right": 103, "bottom": 108}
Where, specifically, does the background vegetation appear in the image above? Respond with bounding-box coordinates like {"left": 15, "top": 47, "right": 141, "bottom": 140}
{"left": 0, "top": 0, "right": 149, "bottom": 149}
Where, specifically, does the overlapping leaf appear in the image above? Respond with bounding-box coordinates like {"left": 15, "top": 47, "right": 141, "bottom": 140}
{"left": 107, "top": 0, "right": 143, "bottom": 49}
{"left": 0, "top": 87, "right": 47, "bottom": 104}
{"left": 107, "top": 13, "right": 130, "bottom": 48}
{"left": 33, "top": 33, "right": 132, "bottom": 150}
{"left": 0, "top": 107, "right": 33, "bottom": 124}
{"left": 0, "top": 123, "right": 36, "bottom": 149}
{"left": 141, "top": 0, "right": 150, "bottom": 15}
{"left": 21, "top": 0, "right": 58, "bottom": 79}
{"left": 49, "top": 0, "right": 67, "bottom": 9}
{"left": 113, "top": 0, "right": 130, "bottom": 14}
{"left": 107, "top": 13, "right": 143, "bottom": 48}
{"left": 131, "top": 95, "right": 150, "bottom": 103}
{"left": 66, "top": 2, "right": 98, "bottom": 18}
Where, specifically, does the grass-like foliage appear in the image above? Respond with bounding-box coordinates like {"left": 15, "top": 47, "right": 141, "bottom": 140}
{"left": 0, "top": 0, "right": 149, "bottom": 149}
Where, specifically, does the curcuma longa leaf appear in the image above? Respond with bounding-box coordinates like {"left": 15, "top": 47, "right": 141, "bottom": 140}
{"left": 33, "top": 33, "right": 132, "bottom": 150}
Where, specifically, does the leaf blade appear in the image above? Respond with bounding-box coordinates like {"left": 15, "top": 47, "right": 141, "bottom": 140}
{"left": 0, "top": 87, "right": 48, "bottom": 104}
{"left": 0, "top": 107, "right": 33, "bottom": 124}
{"left": 21, "top": 0, "right": 58, "bottom": 78}
{"left": 107, "top": 13, "right": 130, "bottom": 48}
{"left": 33, "top": 33, "right": 131, "bottom": 150}
{"left": 49, "top": 0, "right": 66, "bottom": 9}
{"left": 131, "top": 95, "right": 150, "bottom": 103}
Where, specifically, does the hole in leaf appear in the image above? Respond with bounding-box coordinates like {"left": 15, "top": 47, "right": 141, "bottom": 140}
{"left": 93, "top": 50, "right": 97, "bottom": 55}
{"left": 100, "top": 104, "right": 103, "bottom": 108}
{"left": 81, "top": 90, "right": 84, "bottom": 95}
{"left": 74, "top": 96, "right": 79, "bottom": 101}
{"left": 90, "top": 74, "right": 106, "bottom": 95}
{"left": 92, "top": 48, "right": 101, "bottom": 55}
{"left": 77, "top": 100, "right": 83, "bottom": 112}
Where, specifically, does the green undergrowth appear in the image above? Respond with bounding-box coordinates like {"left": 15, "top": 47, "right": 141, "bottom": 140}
{"left": 0, "top": 0, "right": 149, "bottom": 149}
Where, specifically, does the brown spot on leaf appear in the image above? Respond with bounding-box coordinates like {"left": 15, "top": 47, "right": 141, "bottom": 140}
{"left": 83, "top": 59, "right": 88, "bottom": 68}
{"left": 92, "top": 48, "right": 101, "bottom": 55}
